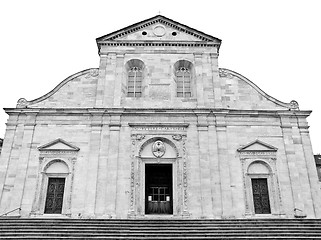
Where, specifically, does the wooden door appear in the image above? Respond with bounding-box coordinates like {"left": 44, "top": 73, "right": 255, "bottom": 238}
{"left": 44, "top": 178, "right": 65, "bottom": 214}
{"left": 252, "top": 178, "right": 271, "bottom": 214}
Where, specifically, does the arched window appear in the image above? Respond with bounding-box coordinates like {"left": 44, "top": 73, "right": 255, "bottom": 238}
{"left": 176, "top": 67, "right": 191, "bottom": 97}
{"left": 174, "top": 60, "right": 193, "bottom": 98}
{"left": 128, "top": 67, "right": 142, "bottom": 97}
{"left": 126, "top": 59, "right": 144, "bottom": 97}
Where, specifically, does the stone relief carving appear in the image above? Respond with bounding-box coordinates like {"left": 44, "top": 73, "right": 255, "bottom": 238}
{"left": 152, "top": 140, "right": 166, "bottom": 158}
{"left": 130, "top": 162, "right": 135, "bottom": 208}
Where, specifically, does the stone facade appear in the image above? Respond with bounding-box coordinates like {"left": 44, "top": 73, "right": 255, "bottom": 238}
{"left": 0, "top": 15, "right": 320, "bottom": 219}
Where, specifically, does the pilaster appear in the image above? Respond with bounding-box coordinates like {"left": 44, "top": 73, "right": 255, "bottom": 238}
{"left": 0, "top": 121, "right": 17, "bottom": 212}
{"left": 280, "top": 116, "right": 305, "bottom": 214}
{"left": 196, "top": 114, "right": 212, "bottom": 218}
{"left": 104, "top": 114, "right": 121, "bottom": 217}
{"left": 210, "top": 53, "right": 222, "bottom": 108}
{"left": 95, "top": 54, "right": 108, "bottom": 107}
{"left": 186, "top": 116, "right": 202, "bottom": 217}
{"left": 9, "top": 113, "right": 36, "bottom": 215}
{"left": 194, "top": 53, "right": 204, "bottom": 107}
{"left": 208, "top": 113, "right": 222, "bottom": 218}
{"left": 216, "top": 114, "right": 232, "bottom": 217}
{"left": 299, "top": 121, "right": 321, "bottom": 218}
{"left": 84, "top": 111, "right": 103, "bottom": 217}
{"left": 114, "top": 54, "right": 125, "bottom": 107}
{"left": 103, "top": 53, "right": 117, "bottom": 107}
{"left": 94, "top": 115, "right": 110, "bottom": 216}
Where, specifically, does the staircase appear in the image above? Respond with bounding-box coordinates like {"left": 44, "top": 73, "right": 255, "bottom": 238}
{"left": 0, "top": 218, "right": 321, "bottom": 239}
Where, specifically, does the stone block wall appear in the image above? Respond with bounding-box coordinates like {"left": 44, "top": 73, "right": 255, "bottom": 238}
{"left": 0, "top": 109, "right": 320, "bottom": 219}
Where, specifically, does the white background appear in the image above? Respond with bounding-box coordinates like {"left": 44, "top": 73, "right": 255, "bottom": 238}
{"left": 0, "top": 0, "right": 320, "bottom": 152}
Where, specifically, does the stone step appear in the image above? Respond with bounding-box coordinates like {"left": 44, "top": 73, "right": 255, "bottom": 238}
{"left": 0, "top": 219, "right": 320, "bottom": 239}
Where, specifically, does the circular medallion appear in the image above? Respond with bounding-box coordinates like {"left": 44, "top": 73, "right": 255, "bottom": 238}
{"left": 152, "top": 140, "right": 166, "bottom": 158}
{"left": 153, "top": 25, "right": 166, "bottom": 37}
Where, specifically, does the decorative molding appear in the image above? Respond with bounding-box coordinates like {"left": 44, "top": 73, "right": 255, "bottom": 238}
{"left": 99, "top": 41, "right": 220, "bottom": 48}
{"left": 129, "top": 123, "right": 189, "bottom": 132}
{"left": 138, "top": 137, "right": 179, "bottom": 158}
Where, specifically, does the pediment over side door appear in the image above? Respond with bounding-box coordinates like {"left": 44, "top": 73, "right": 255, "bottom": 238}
{"left": 38, "top": 138, "right": 80, "bottom": 152}
{"left": 237, "top": 140, "right": 278, "bottom": 153}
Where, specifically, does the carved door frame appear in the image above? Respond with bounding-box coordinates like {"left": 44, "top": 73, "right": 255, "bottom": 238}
{"left": 31, "top": 156, "right": 76, "bottom": 217}
{"left": 128, "top": 125, "right": 190, "bottom": 218}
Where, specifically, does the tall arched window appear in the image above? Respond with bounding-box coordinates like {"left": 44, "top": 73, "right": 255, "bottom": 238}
{"left": 176, "top": 67, "right": 191, "bottom": 97}
{"left": 126, "top": 59, "right": 145, "bottom": 98}
{"left": 174, "top": 60, "right": 193, "bottom": 98}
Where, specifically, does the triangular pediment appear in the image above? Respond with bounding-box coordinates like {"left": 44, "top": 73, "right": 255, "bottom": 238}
{"left": 38, "top": 138, "right": 80, "bottom": 151}
{"left": 96, "top": 15, "right": 221, "bottom": 43}
{"left": 237, "top": 140, "right": 278, "bottom": 152}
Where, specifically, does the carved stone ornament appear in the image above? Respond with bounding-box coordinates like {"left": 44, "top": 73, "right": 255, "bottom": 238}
{"left": 85, "top": 68, "right": 99, "bottom": 78}
{"left": 219, "top": 68, "right": 234, "bottom": 78}
{"left": 16, "top": 98, "right": 28, "bottom": 108}
{"left": 152, "top": 140, "right": 166, "bottom": 158}
{"left": 290, "top": 100, "right": 299, "bottom": 110}
{"left": 172, "top": 134, "right": 182, "bottom": 141}
{"left": 135, "top": 134, "right": 145, "bottom": 141}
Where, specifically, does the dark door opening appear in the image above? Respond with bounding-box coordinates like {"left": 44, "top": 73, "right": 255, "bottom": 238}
{"left": 145, "top": 164, "right": 173, "bottom": 214}
{"left": 44, "top": 177, "right": 65, "bottom": 214}
{"left": 252, "top": 178, "right": 271, "bottom": 214}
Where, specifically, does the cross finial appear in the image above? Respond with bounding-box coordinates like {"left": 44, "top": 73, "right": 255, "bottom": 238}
{"left": 158, "top": 10, "right": 161, "bottom": 15}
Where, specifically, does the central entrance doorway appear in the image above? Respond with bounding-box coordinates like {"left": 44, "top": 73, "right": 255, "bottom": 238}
{"left": 145, "top": 164, "right": 173, "bottom": 214}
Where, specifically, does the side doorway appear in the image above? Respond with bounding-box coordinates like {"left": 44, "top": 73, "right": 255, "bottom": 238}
{"left": 44, "top": 177, "right": 66, "bottom": 214}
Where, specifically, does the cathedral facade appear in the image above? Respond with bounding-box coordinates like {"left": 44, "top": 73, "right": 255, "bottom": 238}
{"left": 0, "top": 15, "right": 320, "bottom": 219}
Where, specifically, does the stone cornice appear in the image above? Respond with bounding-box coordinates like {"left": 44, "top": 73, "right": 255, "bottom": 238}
{"left": 98, "top": 41, "right": 220, "bottom": 48}
{"left": 4, "top": 108, "right": 312, "bottom": 118}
